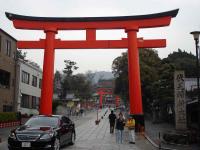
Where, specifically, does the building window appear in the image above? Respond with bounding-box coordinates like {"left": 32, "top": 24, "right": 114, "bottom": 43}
{"left": 32, "top": 75, "right": 37, "bottom": 87}
{"left": 39, "top": 79, "right": 42, "bottom": 88}
{"left": 3, "top": 105, "right": 13, "bottom": 112}
{"left": 37, "top": 98, "right": 40, "bottom": 105}
{"left": 32, "top": 96, "right": 36, "bottom": 109}
{"left": 6, "top": 40, "right": 11, "bottom": 57}
{"left": 21, "top": 94, "right": 29, "bottom": 108}
{"left": 21, "top": 71, "right": 30, "bottom": 84}
{"left": 0, "top": 69, "right": 10, "bottom": 88}
{"left": 32, "top": 96, "right": 39, "bottom": 109}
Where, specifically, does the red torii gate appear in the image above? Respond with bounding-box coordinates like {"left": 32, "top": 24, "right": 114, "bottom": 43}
{"left": 6, "top": 9, "right": 178, "bottom": 129}
{"left": 115, "top": 96, "right": 120, "bottom": 108}
{"left": 97, "top": 87, "right": 120, "bottom": 108}
{"left": 96, "top": 87, "right": 112, "bottom": 108}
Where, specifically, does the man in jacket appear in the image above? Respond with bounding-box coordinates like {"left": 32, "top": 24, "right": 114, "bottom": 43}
{"left": 108, "top": 110, "right": 116, "bottom": 133}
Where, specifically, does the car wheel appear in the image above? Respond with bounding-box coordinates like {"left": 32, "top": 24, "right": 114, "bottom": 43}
{"left": 54, "top": 138, "right": 60, "bottom": 150}
{"left": 69, "top": 132, "right": 75, "bottom": 145}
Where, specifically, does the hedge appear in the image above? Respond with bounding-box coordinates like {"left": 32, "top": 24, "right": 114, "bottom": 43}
{"left": 0, "top": 112, "right": 18, "bottom": 123}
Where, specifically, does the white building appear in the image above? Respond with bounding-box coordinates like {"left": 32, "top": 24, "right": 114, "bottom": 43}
{"left": 16, "top": 59, "right": 42, "bottom": 115}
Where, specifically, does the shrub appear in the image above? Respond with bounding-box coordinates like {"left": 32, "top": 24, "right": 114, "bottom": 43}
{"left": 0, "top": 112, "right": 18, "bottom": 122}
{"left": 52, "top": 101, "right": 63, "bottom": 114}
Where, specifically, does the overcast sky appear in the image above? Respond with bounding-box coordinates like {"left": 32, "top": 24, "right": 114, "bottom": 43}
{"left": 0, "top": 0, "right": 200, "bottom": 73}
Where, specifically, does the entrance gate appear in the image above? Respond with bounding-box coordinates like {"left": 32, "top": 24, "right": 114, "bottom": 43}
{"left": 6, "top": 9, "right": 178, "bottom": 130}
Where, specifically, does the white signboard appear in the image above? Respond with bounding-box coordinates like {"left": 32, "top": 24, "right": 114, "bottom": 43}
{"left": 174, "top": 71, "right": 187, "bottom": 130}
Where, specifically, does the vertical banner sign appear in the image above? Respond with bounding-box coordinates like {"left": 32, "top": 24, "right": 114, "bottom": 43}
{"left": 174, "top": 71, "right": 187, "bottom": 130}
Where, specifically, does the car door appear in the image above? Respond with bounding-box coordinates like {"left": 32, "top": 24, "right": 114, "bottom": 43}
{"left": 60, "top": 116, "right": 71, "bottom": 143}
{"left": 59, "top": 117, "right": 68, "bottom": 145}
{"left": 64, "top": 117, "right": 74, "bottom": 142}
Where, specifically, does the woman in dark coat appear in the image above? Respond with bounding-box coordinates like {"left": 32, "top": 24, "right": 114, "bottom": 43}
{"left": 115, "top": 112, "right": 125, "bottom": 144}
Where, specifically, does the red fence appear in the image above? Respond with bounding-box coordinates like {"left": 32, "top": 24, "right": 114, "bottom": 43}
{"left": 0, "top": 121, "right": 20, "bottom": 128}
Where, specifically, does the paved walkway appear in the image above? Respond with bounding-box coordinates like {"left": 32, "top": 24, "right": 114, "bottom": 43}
{"left": 64, "top": 109, "right": 155, "bottom": 150}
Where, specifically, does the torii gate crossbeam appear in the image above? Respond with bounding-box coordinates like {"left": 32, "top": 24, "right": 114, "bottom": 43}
{"left": 17, "top": 39, "right": 166, "bottom": 49}
{"left": 6, "top": 9, "right": 178, "bottom": 132}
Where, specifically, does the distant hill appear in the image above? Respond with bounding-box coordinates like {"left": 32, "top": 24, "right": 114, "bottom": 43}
{"left": 93, "top": 71, "right": 114, "bottom": 83}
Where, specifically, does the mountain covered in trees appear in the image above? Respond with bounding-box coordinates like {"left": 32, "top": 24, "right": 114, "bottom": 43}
{"left": 92, "top": 71, "right": 114, "bottom": 83}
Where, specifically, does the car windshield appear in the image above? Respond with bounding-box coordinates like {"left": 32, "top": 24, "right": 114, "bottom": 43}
{"left": 25, "top": 116, "right": 59, "bottom": 127}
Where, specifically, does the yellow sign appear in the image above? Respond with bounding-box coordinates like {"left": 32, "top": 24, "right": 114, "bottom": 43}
{"left": 67, "top": 101, "right": 74, "bottom": 107}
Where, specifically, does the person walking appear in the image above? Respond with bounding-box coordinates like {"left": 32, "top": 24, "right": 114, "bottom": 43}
{"left": 16, "top": 111, "right": 22, "bottom": 125}
{"left": 115, "top": 112, "right": 126, "bottom": 144}
{"left": 108, "top": 110, "right": 116, "bottom": 133}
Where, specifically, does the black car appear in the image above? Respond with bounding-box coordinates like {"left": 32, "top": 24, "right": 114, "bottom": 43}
{"left": 8, "top": 115, "right": 76, "bottom": 150}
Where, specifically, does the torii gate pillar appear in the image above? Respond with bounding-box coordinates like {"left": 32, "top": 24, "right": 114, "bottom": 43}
{"left": 40, "top": 29, "right": 57, "bottom": 115}
{"left": 99, "top": 93, "right": 103, "bottom": 109}
{"left": 126, "top": 27, "right": 144, "bottom": 131}
{"left": 115, "top": 96, "right": 120, "bottom": 108}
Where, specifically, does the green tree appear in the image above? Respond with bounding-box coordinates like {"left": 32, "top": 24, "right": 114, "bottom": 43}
{"left": 53, "top": 70, "right": 62, "bottom": 94}
{"left": 139, "top": 49, "right": 161, "bottom": 112}
{"left": 16, "top": 50, "right": 27, "bottom": 60}
{"left": 63, "top": 60, "right": 79, "bottom": 76}
{"left": 163, "top": 49, "right": 196, "bottom": 77}
{"left": 60, "top": 60, "right": 78, "bottom": 98}
{"left": 112, "top": 49, "right": 161, "bottom": 111}
{"left": 112, "top": 48, "right": 196, "bottom": 122}
{"left": 112, "top": 52, "right": 129, "bottom": 104}
{"left": 60, "top": 60, "right": 93, "bottom": 100}
{"left": 153, "top": 62, "right": 175, "bottom": 122}
{"left": 70, "top": 74, "right": 93, "bottom": 100}
{"left": 157, "top": 49, "right": 196, "bottom": 122}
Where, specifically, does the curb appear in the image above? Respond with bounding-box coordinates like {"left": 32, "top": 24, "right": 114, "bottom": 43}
{"left": 144, "top": 133, "right": 177, "bottom": 150}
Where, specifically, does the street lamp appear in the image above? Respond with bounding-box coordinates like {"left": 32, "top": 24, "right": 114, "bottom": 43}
{"left": 190, "top": 31, "right": 200, "bottom": 140}
{"left": 191, "top": 31, "right": 200, "bottom": 98}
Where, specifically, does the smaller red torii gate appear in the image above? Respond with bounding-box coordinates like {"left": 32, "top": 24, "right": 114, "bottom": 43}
{"left": 96, "top": 87, "right": 113, "bottom": 108}
{"left": 115, "top": 96, "right": 120, "bottom": 108}
{"left": 6, "top": 9, "right": 178, "bottom": 131}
